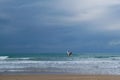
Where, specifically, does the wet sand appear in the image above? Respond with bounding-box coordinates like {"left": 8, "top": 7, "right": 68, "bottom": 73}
{"left": 0, "top": 75, "right": 120, "bottom": 80}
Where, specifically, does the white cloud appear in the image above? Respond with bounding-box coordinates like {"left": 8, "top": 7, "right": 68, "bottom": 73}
{"left": 31, "top": 0, "right": 120, "bottom": 30}
{"left": 104, "top": 23, "right": 120, "bottom": 31}
{"left": 61, "top": 8, "right": 108, "bottom": 23}
{"left": 9, "top": 0, "right": 120, "bottom": 31}
{"left": 53, "top": 0, "right": 120, "bottom": 22}
{"left": 55, "top": 0, "right": 120, "bottom": 32}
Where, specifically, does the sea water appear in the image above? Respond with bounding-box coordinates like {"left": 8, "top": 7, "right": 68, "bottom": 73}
{"left": 0, "top": 53, "right": 120, "bottom": 75}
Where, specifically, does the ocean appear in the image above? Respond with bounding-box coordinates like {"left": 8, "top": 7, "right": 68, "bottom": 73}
{"left": 0, "top": 53, "right": 120, "bottom": 75}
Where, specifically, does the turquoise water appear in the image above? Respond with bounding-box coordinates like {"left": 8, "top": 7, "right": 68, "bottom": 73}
{"left": 1, "top": 53, "right": 120, "bottom": 61}
{"left": 1, "top": 53, "right": 120, "bottom": 75}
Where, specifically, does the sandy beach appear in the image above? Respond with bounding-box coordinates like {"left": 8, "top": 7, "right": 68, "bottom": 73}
{"left": 0, "top": 75, "right": 120, "bottom": 80}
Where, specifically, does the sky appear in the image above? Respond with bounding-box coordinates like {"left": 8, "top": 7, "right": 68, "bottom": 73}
{"left": 1, "top": 0, "right": 120, "bottom": 53}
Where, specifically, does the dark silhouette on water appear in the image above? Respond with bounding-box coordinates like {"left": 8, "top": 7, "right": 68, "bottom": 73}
{"left": 67, "top": 50, "right": 72, "bottom": 56}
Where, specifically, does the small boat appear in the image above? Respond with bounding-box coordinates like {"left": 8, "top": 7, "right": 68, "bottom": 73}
{"left": 67, "top": 50, "right": 72, "bottom": 56}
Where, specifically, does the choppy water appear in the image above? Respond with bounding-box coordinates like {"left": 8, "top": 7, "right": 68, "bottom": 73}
{"left": 0, "top": 53, "right": 120, "bottom": 75}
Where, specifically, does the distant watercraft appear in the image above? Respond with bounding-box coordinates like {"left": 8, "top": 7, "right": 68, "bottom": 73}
{"left": 67, "top": 50, "right": 72, "bottom": 56}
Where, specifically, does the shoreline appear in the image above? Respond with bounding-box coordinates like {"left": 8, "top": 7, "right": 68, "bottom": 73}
{"left": 0, "top": 72, "right": 119, "bottom": 75}
{"left": 0, "top": 74, "right": 120, "bottom": 80}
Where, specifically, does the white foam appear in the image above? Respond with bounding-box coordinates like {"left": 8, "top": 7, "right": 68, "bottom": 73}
{"left": 1, "top": 59, "right": 120, "bottom": 74}
{"left": 10, "top": 57, "right": 31, "bottom": 60}
{"left": 0, "top": 56, "right": 9, "bottom": 60}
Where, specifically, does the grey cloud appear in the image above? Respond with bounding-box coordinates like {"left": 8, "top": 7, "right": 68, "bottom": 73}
{"left": 1, "top": 0, "right": 120, "bottom": 53}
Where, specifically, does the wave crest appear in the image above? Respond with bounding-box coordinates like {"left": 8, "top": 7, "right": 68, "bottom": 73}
{"left": 0, "top": 56, "right": 9, "bottom": 60}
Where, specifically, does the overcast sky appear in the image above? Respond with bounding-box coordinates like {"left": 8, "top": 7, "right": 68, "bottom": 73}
{"left": 1, "top": 0, "right": 120, "bottom": 53}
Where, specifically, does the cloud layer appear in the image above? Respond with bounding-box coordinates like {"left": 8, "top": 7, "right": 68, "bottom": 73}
{"left": 1, "top": 0, "right": 120, "bottom": 53}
